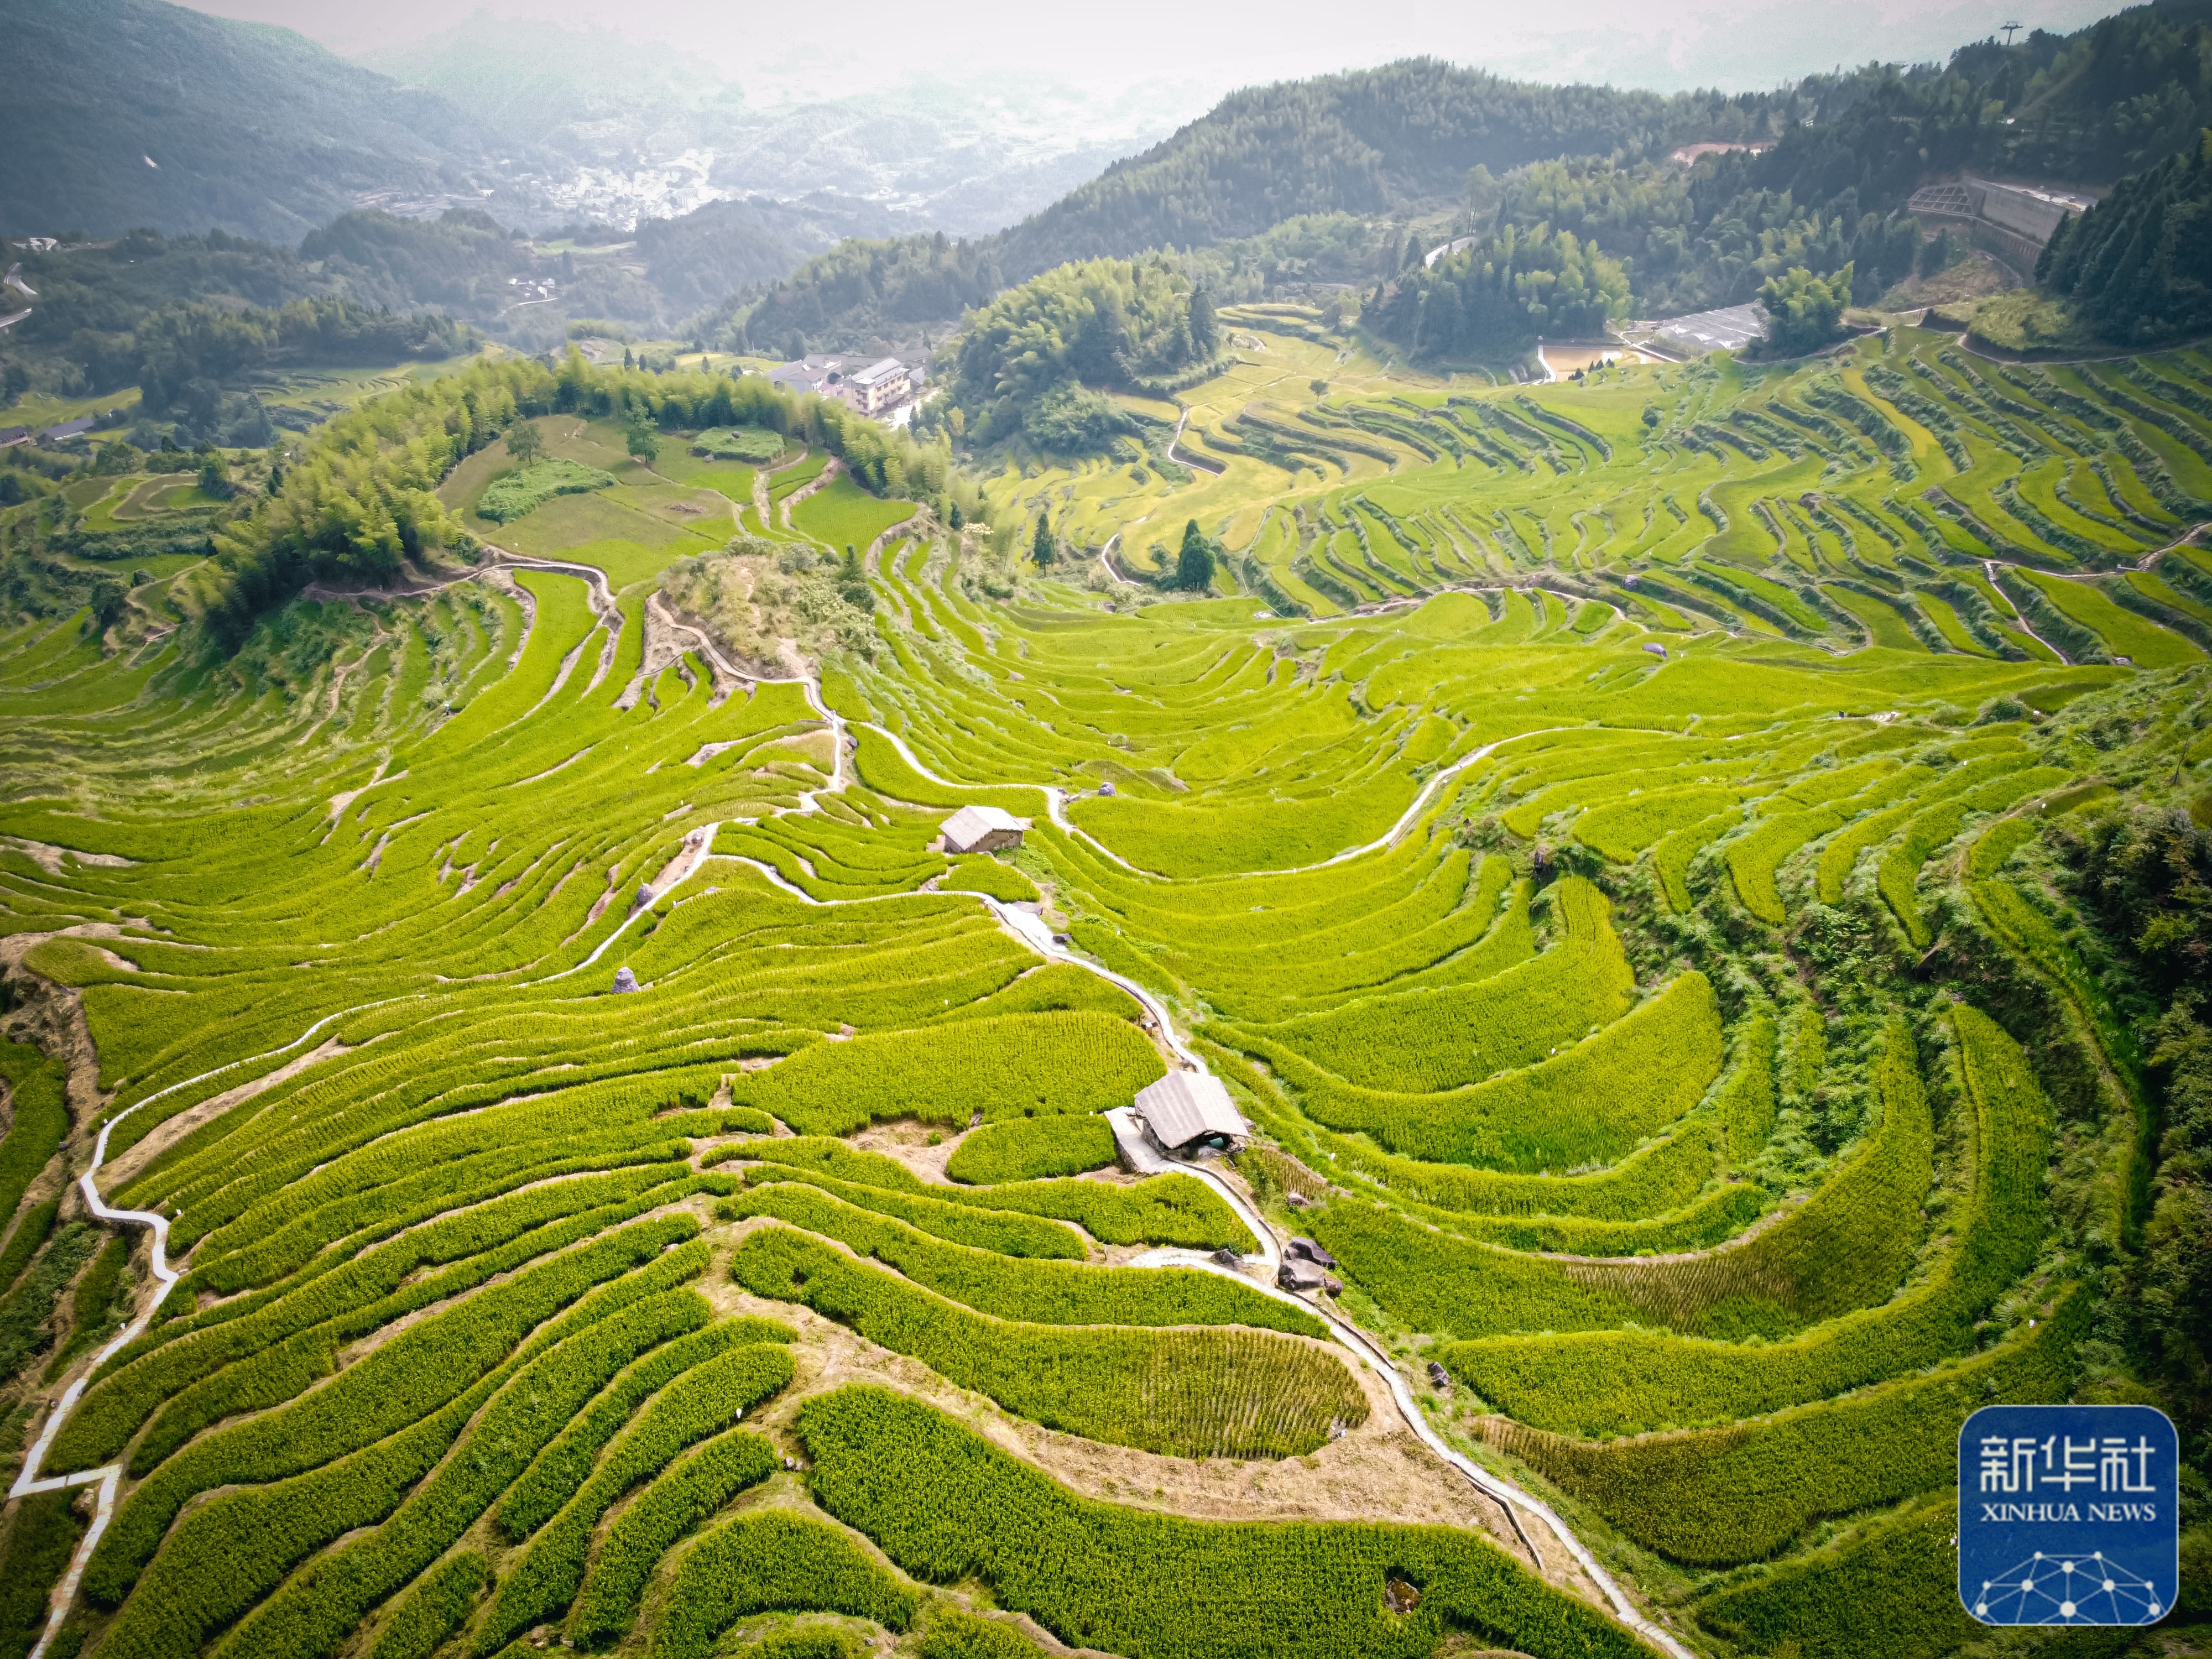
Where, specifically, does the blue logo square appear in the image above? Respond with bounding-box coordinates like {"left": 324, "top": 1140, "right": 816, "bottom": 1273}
{"left": 1958, "top": 1403, "right": 2178, "bottom": 1625}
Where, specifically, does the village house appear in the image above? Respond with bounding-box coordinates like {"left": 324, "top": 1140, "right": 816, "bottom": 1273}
{"left": 939, "top": 805, "right": 1029, "bottom": 855}
{"left": 1132, "top": 1071, "right": 1249, "bottom": 1158}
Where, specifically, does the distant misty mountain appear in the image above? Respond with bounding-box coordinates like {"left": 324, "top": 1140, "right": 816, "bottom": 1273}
{"left": 0, "top": 0, "right": 523, "bottom": 244}
{"left": 359, "top": 13, "right": 1208, "bottom": 239}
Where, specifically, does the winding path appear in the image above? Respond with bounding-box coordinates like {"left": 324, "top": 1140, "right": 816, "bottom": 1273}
{"left": 20, "top": 556, "right": 1686, "bottom": 1659}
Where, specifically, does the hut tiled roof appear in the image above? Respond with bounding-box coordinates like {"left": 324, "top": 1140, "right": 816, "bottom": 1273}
{"left": 1134, "top": 1071, "right": 1246, "bottom": 1149}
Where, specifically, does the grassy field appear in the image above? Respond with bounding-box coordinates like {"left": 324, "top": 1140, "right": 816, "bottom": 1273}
{"left": 0, "top": 324, "right": 2201, "bottom": 1659}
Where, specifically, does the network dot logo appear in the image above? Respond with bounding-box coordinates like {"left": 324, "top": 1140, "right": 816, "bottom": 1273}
{"left": 1960, "top": 1405, "right": 2177, "bottom": 1627}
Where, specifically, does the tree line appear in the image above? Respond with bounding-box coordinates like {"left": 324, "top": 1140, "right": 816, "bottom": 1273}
{"left": 2036, "top": 126, "right": 2212, "bottom": 343}
{"left": 201, "top": 352, "right": 980, "bottom": 650}
{"left": 919, "top": 258, "right": 1222, "bottom": 453}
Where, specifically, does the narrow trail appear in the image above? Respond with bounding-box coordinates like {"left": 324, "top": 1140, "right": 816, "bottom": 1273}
{"left": 11, "top": 1105, "right": 183, "bottom": 1659}
{"left": 1983, "top": 557, "right": 2072, "bottom": 664}
{"left": 22, "top": 556, "right": 1687, "bottom": 1659}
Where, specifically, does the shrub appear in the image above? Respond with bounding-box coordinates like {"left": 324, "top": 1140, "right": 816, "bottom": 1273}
{"left": 944, "top": 1117, "right": 1116, "bottom": 1183}
{"left": 474, "top": 459, "right": 616, "bottom": 523}
{"left": 692, "top": 427, "right": 786, "bottom": 463}
{"left": 733, "top": 1228, "right": 1363, "bottom": 1458}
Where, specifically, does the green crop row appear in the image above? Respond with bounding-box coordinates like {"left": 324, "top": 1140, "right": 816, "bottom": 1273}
{"left": 1220, "top": 971, "right": 1724, "bottom": 1171}
{"left": 191, "top": 1125, "right": 695, "bottom": 1294}
{"left": 1575, "top": 786, "right": 1747, "bottom": 864}
{"left": 1246, "top": 878, "right": 1632, "bottom": 1095}
{"left": 0, "top": 1044, "right": 69, "bottom": 1230}
{"left": 1443, "top": 1007, "right": 2050, "bottom": 1435}
{"left": 366, "top": 1553, "right": 491, "bottom": 1659}
{"left": 117, "top": 1167, "right": 697, "bottom": 1477}
{"left": 733, "top": 1227, "right": 1363, "bottom": 1458}
{"left": 727, "top": 1182, "right": 1323, "bottom": 1337}
{"left": 943, "top": 1116, "right": 1118, "bottom": 1183}
{"left": 1692, "top": 1496, "right": 1978, "bottom": 1659}
{"left": 1721, "top": 1013, "right": 1778, "bottom": 1170}
{"left": 93, "top": 1229, "right": 709, "bottom": 1659}
{"left": 727, "top": 1141, "right": 1248, "bottom": 1250}
{"left": 568, "top": 1430, "right": 780, "bottom": 1647}
{"left": 1724, "top": 808, "right": 1842, "bottom": 925}
{"left": 103, "top": 1160, "right": 691, "bottom": 1415}
{"left": 1553, "top": 1011, "right": 1935, "bottom": 1336}
{"left": 726, "top": 1011, "right": 1165, "bottom": 1134}
{"left": 477, "top": 1342, "right": 796, "bottom": 1651}
{"left": 1480, "top": 1284, "right": 2088, "bottom": 1564}
{"left": 1876, "top": 766, "right": 2070, "bottom": 947}
{"left": 1207, "top": 1042, "right": 1721, "bottom": 1224}
{"left": 497, "top": 1317, "right": 795, "bottom": 1543}
{"left": 648, "top": 1509, "right": 919, "bottom": 1659}
{"left": 795, "top": 1384, "right": 1655, "bottom": 1659}
{"left": 1652, "top": 810, "right": 1743, "bottom": 912}
{"left": 720, "top": 1166, "right": 1087, "bottom": 1259}
{"left": 88, "top": 1218, "right": 702, "bottom": 1603}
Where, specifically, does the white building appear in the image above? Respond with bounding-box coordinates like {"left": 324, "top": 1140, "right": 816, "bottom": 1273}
{"left": 849, "top": 358, "right": 910, "bottom": 414}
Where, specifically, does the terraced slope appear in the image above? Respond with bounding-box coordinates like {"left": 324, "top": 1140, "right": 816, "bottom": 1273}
{"left": 0, "top": 331, "right": 2201, "bottom": 1659}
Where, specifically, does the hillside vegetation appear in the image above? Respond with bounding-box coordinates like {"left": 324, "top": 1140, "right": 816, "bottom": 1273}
{"left": 0, "top": 272, "right": 2207, "bottom": 1659}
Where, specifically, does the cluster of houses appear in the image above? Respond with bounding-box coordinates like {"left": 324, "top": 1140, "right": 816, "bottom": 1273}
{"left": 0, "top": 415, "right": 99, "bottom": 448}
{"left": 765, "top": 351, "right": 928, "bottom": 421}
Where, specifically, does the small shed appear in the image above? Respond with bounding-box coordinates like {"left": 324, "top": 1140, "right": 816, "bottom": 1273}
{"left": 941, "top": 804, "right": 1030, "bottom": 855}
{"left": 1134, "top": 1070, "right": 1248, "bottom": 1157}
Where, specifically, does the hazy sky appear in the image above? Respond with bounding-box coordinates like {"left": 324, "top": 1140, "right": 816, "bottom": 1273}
{"left": 181, "top": 0, "right": 2130, "bottom": 101}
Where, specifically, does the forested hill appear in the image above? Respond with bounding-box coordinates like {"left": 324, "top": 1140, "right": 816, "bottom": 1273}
{"left": 987, "top": 60, "right": 1780, "bottom": 284}
{"left": 0, "top": 0, "right": 513, "bottom": 245}
{"left": 1691, "top": 0, "right": 2212, "bottom": 228}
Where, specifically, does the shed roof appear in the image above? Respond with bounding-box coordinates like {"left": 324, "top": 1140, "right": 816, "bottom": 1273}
{"left": 941, "top": 804, "right": 1029, "bottom": 849}
{"left": 1134, "top": 1070, "right": 1247, "bottom": 1149}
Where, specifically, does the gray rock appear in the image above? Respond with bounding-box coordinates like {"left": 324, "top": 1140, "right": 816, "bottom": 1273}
{"left": 1323, "top": 1275, "right": 1343, "bottom": 1298}
{"left": 1098, "top": 780, "right": 1116, "bottom": 796}
{"left": 1211, "top": 1247, "right": 1243, "bottom": 1266}
{"left": 1287, "top": 1236, "right": 1338, "bottom": 1269}
{"left": 1284, "top": 1191, "right": 1311, "bottom": 1210}
{"left": 1427, "top": 1360, "right": 1451, "bottom": 1389}
{"left": 1277, "top": 1257, "right": 1327, "bottom": 1292}
{"left": 611, "top": 966, "right": 639, "bottom": 994}
{"left": 1643, "top": 641, "right": 1667, "bottom": 658}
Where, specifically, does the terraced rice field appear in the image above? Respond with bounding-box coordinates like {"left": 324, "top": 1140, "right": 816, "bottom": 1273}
{"left": 0, "top": 326, "right": 2203, "bottom": 1659}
